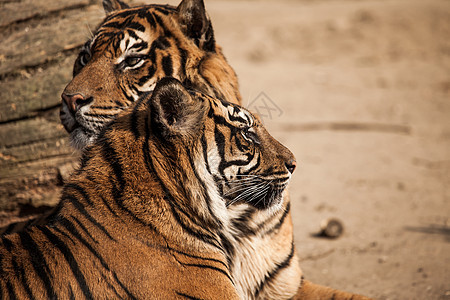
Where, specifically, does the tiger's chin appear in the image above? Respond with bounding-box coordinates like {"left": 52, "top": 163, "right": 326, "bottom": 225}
{"left": 252, "top": 187, "right": 285, "bottom": 211}
{"left": 69, "top": 127, "right": 96, "bottom": 151}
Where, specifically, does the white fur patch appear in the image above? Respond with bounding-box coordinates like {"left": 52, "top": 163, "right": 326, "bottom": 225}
{"left": 226, "top": 203, "right": 301, "bottom": 300}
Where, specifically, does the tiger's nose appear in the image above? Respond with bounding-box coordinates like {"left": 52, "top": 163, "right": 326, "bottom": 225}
{"left": 285, "top": 159, "right": 297, "bottom": 174}
{"left": 61, "top": 93, "right": 92, "bottom": 113}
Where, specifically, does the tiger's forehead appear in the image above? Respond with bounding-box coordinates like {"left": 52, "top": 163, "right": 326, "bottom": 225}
{"left": 201, "top": 93, "right": 255, "bottom": 127}
{"left": 90, "top": 5, "right": 175, "bottom": 55}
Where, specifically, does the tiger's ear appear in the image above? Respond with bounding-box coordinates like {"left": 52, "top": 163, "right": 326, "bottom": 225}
{"left": 150, "top": 77, "right": 205, "bottom": 140}
{"left": 177, "top": 0, "right": 216, "bottom": 52}
{"left": 103, "top": 0, "right": 129, "bottom": 14}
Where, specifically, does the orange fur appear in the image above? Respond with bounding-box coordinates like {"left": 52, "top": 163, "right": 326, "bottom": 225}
{"left": 1, "top": 78, "right": 296, "bottom": 299}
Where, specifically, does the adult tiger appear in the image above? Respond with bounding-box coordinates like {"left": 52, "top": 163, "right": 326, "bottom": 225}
{"left": 0, "top": 78, "right": 295, "bottom": 299}
{"left": 60, "top": 0, "right": 241, "bottom": 150}
{"left": 0, "top": 79, "right": 370, "bottom": 299}
{"left": 2, "top": 0, "right": 242, "bottom": 235}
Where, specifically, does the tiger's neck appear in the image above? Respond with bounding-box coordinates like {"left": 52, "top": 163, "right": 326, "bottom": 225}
{"left": 181, "top": 49, "right": 242, "bottom": 106}
{"left": 58, "top": 136, "right": 230, "bottom": 253}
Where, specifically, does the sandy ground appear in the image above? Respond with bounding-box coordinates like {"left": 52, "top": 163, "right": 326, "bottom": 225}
{"left": 202, "top": 0, "right": 449, "bottom": 299}
{"left": 1, "top": 0, "right": 449, "bottom": 299}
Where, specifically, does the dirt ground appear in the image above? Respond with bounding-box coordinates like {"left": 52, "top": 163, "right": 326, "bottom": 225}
{"left": 1, "top": 0, "right": 449, "bottom": 299}
{"left": 204, "top": 0, "right": 449, "bottom": 299}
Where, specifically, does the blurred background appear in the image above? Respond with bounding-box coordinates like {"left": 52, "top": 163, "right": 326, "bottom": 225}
{"left": 0, "top": 0, "right": 449, "bottom": 299}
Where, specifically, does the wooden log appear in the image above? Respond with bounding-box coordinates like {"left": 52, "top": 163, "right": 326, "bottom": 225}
{"left": 0, "top": 7, "right": 102, "bottom": 76}
{"left": 0, "top": 1, "right": 106, "bottom": 212}
{"left": 0, "top": 0, "right": 90, "bottom": 28}
{"left": 0, "top": 57, "right": 75, "bottom": 123}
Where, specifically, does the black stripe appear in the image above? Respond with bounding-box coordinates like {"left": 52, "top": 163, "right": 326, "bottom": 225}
{"left": 12, "top": 258, "right": 34, "bottom": 299}
{"left": 57, "top": 218, "right": 112, "bottom": 273}
{"left": 169, "top": 247, "right": 228, "bottom": 270}
{"left": 3, "top": 222, "right": 21, "bottom": 235}
{"left": 18, "top": 231, "right": 54, "bottom": 298}
{"left": 126, "top": 22, "right": 146, "bottom": 32}
{"left": 99, "top": 122, "right": 160, "bottom": 233}
{"left": 99, "top": 272, "right": 122, "bottom": 298}
{"left": 104, "top": 7, "right": 140, "bottom": 21}
{"left": 214, "top": 126, "right": 227, "bottom": 178}
{"left": 143, "top": 10, "right": 156, "bottom": 28}
{"left": 180, "top": 263, "right": 233, "bottom": 284}
{"left": 2, "top": 237, "right": 13, "bottom": 251}
{"left": 162, "top": 55, "right": 173, "bottom": 76}
{"left": 129, "top": 41, "right": 148, "bottom": 52}
{"left": 112, "top": 272, "right": 138, "bottom": 300}
{"left": 218, "top": 232, "right": 234, "bottom": 268}
{"left": 118, "top": 84, "right": 136, "bottom": 103}
{"left": 254, "top": 242, "right": 296, "bottom": 298}
{"left": 84, "top": 113, "right": 116, "bottom": 119}
{"left": 152, "top": 11, "right": 173, "bottom": 38}
{"left": 200, "top": 133, "right": 211, "bottom": 174}
{"left": 264, "top": 202, "right": 291, "bottom": 236}
{"left": 38, "top": 226, "right": 94, "bottom": 299}
{"left": 230, "top": 207, "right": 256, "bottom": 237}
{"left": 100, "top": 195, "right": 121, "bottom": 219}
{"left": 126, "top": 30, "right": 141, "bottom": 43}
{"left": 137, "top": 67, "right": 156, "bottom": 86}
{"left": 178, "top": 48, "right": 188, "bottom": 78}
{"left": 176, "top": 291, "right": 204, "bottom": 300}
{"left": 130, "top": 92, "right": 150, "bottom": 139}
{"left": 141, "top": 133, "right": 220, "bottom": 249}
{"left": 70, "top": 216, "right": 99, "bottom": 244}
{"left": 114, "top": 100, "right": 126, "bottom": 107}
{"left": 79, "top": 151, "right": 93, "bottom": 170}
{"left": 64, "top": 183, "right": 94, "bottom": 206}
{"left": 153, "top": 6, "right": 172, "bottom": 15}
{"left": 186, "top": 147, "right": 220, "bottom": 227}
{"left": 63, "top": 194, "right": 115, "bottom": 241}
{"left": 69, "top": 285, "right": 76, "bottom": 300}
{"left": 108, "top": 175, "right": 153, "bottom": 228}
{"left": 244, "top": 152, "right": 261, "bottom": 175}
{"left": 153, "top": 36, "right": 171, "bottom": 50}
{"left": 6, "top": 281, "right": 17, "bottom": 300}
{"left": 52, "top": 226, "right": 76, "bottom": 245}
{"left": 101, "top": 140, "right": 125, "bottom": 189}
{"left": 89, "top": 105, "right": 124, "bottom": 110}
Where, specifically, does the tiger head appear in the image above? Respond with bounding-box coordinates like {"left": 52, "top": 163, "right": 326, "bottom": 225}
{"left": 61, "top": 0, "right": 241, "bottom": 150}
{"left": 99, "top": 77, "right": 296, "bottom": 220}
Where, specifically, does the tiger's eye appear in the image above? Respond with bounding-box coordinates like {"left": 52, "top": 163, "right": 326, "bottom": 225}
{"left": 80, "top": 51, "right": 91, "bottom": 66}
{"left": 241, "top": 127, "right": 260, "bottom": 145}
{"left": 124, "top": 56, "right": 142, "bottom": 67}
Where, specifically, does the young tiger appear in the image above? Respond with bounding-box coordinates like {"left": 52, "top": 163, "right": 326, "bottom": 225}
{"left": 0, "top": 78, "right": 295, "bottom": 299}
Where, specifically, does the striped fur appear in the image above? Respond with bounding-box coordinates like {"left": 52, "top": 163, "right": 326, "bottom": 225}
{"left": 0, "top": 78, "right": 296, "bottom": 299}
{"left": 60, "top": 0, "right": 241, "bottom": 150}
{"left": 58, "top": 2, "right": 310, "bottom": 297}
{"left": 2, "top": 0, "right": 372, "bottom": 298}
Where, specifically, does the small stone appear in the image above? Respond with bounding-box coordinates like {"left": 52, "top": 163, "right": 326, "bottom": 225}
{"left": 319, "top": 218, "right": 344, "bottom": 239}
{"left": 378, "top": 256, "right": 388, "bottom": 264}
